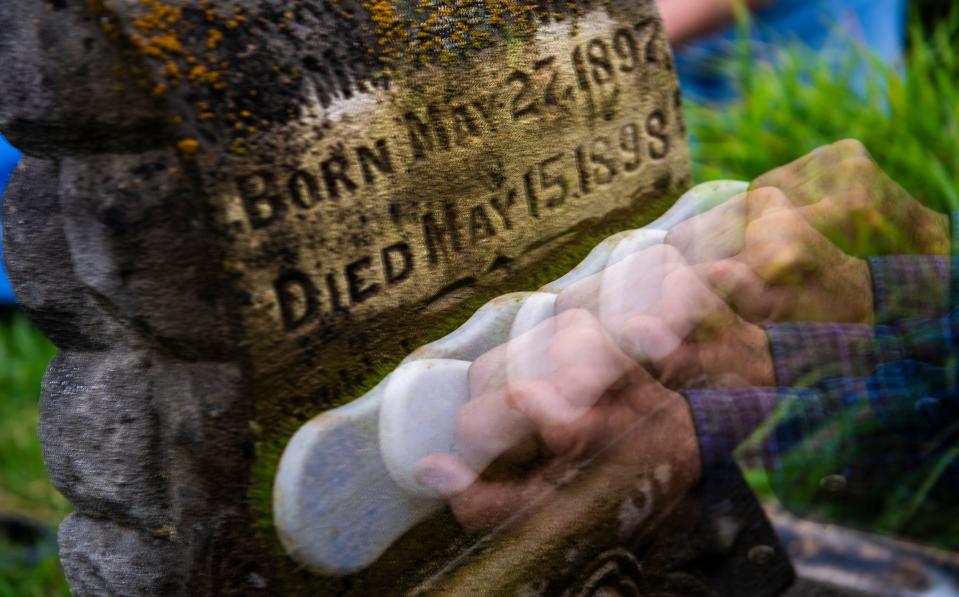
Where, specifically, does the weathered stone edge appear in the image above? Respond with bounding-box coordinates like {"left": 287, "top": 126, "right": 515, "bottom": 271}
{"left": 3, "top": 153, "right": 259, "bottom": 595}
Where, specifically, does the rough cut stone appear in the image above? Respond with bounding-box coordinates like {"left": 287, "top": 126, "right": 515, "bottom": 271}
{"left": 59, "top": 514, "right": 184, "bottom": 597}
{"left": 58, "top": 151, "right": 240, "bottom": 359}
{"left": 2, "top": 157, "right": 124, "bottom": 351}
{"left": 40, "top": 350, "right": 171, "bottom": 529}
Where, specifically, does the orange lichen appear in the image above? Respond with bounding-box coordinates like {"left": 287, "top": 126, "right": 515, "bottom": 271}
{"left": 359, "top": 0, "right": 582, "bottom": 66}
{"left": 177, "top": 138, "right": 200, "bottom": 157}
{"left": 151, "top": 33, "right": 182, "bottom": 53}
{"left": 131, "top": 0, "right": 183, "bottom": 58}
{"left": 230, "top": 139, "right": 248, "bottom": 155}
{"left": 207, "top": 28, "right": 224, "bottom": 50}
{"left": 188, "top": 65, "right": 209, "bottom": 81}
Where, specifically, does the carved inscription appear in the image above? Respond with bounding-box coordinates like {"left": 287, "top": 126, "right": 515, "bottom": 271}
{"left": 210, "top": 9, "right": 687, "bottom": 357}
{"left": 239, "top": 113, "right": 671, "bottom": 332}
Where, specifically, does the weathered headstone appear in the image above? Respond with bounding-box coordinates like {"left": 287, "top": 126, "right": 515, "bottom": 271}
{"left": 2, "top": 0, "right": 793, "bottom": 594}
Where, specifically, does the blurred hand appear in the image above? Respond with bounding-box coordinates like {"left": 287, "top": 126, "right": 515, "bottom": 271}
{"left": 620, "top": 264, "right": 775, "bottom": 390}
{"left": 752, "top": 139, "right": 950, "bottom": 257}
{"left": 708, "top": 186, "right": 875, "bottom": 325}
{"left": 552, "top": 243, "right": 772, "bottom": 390}
{"left": 414, "top": 309, "right": 701, "bottom": 533}
{"left": 665, "top": 191, "right": 749, "bottom": 265}
{"left": 666, "top": 140, "right": 950, "bottom": 263}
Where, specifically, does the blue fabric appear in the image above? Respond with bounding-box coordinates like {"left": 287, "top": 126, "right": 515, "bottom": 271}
{"left": 0, "top": 133, "right": 21, "bottom": 304}
{"left": 675, "top": 0, "right": 908, "bottom": 102}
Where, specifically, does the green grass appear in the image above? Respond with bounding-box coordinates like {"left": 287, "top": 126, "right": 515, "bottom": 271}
{"left": 688, "top": 10, "right": 959, "bottom": 214}
{"left": 0, "top": 311, "right": 69, "bottom": 596}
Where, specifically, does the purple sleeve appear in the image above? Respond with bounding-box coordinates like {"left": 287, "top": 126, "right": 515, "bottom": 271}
{"left": 682, "top": 387, "right": 781, "bottom": 470}
{"left": 870, "top": 255, "right": 950, "bottom": 324}
{"left": 764, "top": 322, "right": 903, "bottom": 387}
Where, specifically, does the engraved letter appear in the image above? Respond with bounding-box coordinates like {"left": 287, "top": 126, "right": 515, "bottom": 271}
{"left": 404, "top": 105, "right": 450, "bottom": 159}
{"left": 321, "top": 149, "right": 358, "bottom": 200}
{"left": 451, "top": 104, "right": 481, "bottom": 145}
{"left": 288, "top": 169, "right": 321, "bottom": 209}
{"left": 422, "top": 204, "right": 462, "bottom": 265}
{"left": 356, "top": 139, "right": 394, "bottom": 185}
{"left": 237, "top": 172, "right": 285, "bottom": 229}
{"left": 620, "top": 123, "right": 641, "bottom": 172}
{"left": 539, "top": 153, "right": 569, "bottom": 208}
{"left": 468, "top": 204, "right": 496, "bottom": 245}
{"left": 382, "top": 242, "right": 414, "bottom": 286}
{"left": 346, "top": 256, "right": 381, "bottom": 305}
{"left": 274, "top": 270, "right": 318, "bottom": 331}
{"left": 489, "top": 188, "right": 517, "bottom": 230}
{"left": 590, "top": 136, "right": 619, "bottom": 185}
{"left": 472, "top": 94, "right": 497, "bottom": 130}
{"left": 646, "top": 110, "right": 669, "bottom": 159}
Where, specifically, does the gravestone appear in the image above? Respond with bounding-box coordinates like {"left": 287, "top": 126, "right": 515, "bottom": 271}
{"left": 2, "top": 0, "right": 793, "bottom": 594}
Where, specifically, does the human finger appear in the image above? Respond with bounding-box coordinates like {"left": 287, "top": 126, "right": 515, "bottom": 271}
{"left": 744, "top": 186, "right": 795, "bottom": 223}
{"left": 414, "top": 452, "right": 480, "bottom": 498}
{"left": 457, "top": 387, "right": 536, "bottom": 470}
{"left": 666, "top": 192, "right": 747, "bottom": 264}
{"left": 415, "top": 453, "right": 555, "bottom": 533}
{"left": 706, "top": 258, "right": 778, "bottom": 322}
{"left": 547, "top": 309, "right": 636, "bottom": 407}
{"left": 651, "top": 266, "right": 731, "bottom": 342}
{"left": 752, "top": 140, "right": 872, "bottom": 205}
{"left": 742, "top": 209, "right": 817, "bottom": 286}
{"left": 505, "top": 380, "right": 609, "bottom": 456}
{"left": 598, "top": 244, "right": 688, "bottom": 338}
{"left": 618, "top": 312, "right": 684, "bottom": 364}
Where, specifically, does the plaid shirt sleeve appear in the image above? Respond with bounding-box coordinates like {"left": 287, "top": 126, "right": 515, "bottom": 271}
{"left": 763, "top": 253, "right": 959, "bottom": 388}
{"left": 870, "top": 255, "right": 951, "bottom": 324}
{"left": 684, "top": 359, "right": 959, "bottom": 513}
{"left": 764, "top": 322, "right": 903, "bottom": 387}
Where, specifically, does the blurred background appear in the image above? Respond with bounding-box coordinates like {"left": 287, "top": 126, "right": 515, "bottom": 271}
{"left": 1, "top": 0, "right": 956, "bottom": 594}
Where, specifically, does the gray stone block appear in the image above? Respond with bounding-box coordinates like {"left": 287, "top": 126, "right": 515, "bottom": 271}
{"left": 58, "top": 151, "right": 241, "bottom": 359}
{"left": 0, "top": 0, "right": 171, "bottom": 156}
{"left": 40, "top": 351, "right": 171, "bottom": 529}
{"left": 58, "top": 514, "right": 183, "bottom": 597}
{"left": 2, "top": 156, "right": 123, "bottom": 351}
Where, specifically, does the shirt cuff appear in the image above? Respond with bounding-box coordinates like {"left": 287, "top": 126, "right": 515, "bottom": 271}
{"left": 765, "top": 322, "right": 903, "bottom": 387}
{"left": 870, "top": 255, "right": 950, "bottom": 323}
{"left": 683, "top": 387, "right": 781, "bottom": 471}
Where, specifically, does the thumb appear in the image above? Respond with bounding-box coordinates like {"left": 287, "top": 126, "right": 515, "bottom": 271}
{"left": 745, "top": 186, "right": 794, "bottom": 224}
{"left": 416, "top": 452, "right": 557, "bottom": 533}
{"left": 415, "top": 453, "right": 480, "bottom": 498}
{"left": 620, "top": 313, "right": 684, "bottom": 363}
{"left": 707, "top": 259, "right": 777, "bottom": 322}
{"left": 795, "top": 195, "right": 838, "bottom": 232}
